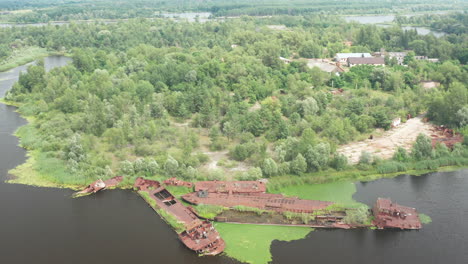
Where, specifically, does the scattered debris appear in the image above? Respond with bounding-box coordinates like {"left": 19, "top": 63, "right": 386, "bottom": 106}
{"left": 164, "top": 177, "right": 193, "bottom": 188}
{"left": 430, "top": 126, "right": 464, "bottom": 148}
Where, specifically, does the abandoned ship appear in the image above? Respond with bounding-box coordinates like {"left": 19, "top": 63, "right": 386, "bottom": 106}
{"left": 134, "top": 177, "right": 225, "bottom": 255}
{"left": 77, "top": 177, "right": 423, "bottom": 256}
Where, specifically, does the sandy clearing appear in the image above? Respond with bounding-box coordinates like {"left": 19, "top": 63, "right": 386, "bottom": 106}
{"left": 338, "top": 116, "right": 436, "bottom": 164}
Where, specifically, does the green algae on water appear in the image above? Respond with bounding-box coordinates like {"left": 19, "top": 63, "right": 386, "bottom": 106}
{"left": 215, "top": 223, "right": 312, "bottom": 264}
{"left": 419, "top": 213, "right": 432, "bottom": 224}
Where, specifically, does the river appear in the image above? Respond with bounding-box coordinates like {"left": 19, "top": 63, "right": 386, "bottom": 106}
{"left": 1, "top": 57, "right": 467, "bottom": 264}
{"left": 343, "top": 15, "right": 447, "bottom": 38}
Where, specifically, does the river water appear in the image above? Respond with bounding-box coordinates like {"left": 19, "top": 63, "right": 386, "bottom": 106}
{"left": 343, "top": 15, "right": 447, "bottom": 38}
{"left": 1, "top": 57, "right": 467, "bottom": 264}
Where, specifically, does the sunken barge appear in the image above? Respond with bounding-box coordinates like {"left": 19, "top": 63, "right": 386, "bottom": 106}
{"left": 373, "top": 198, "right": 422, "bottom": 229}
{"left": 181, "top": 180, "right": 422, "bottom": 230}
{"left": 134, "top": 177, "right": 225, "bottom": 256}
{"left": 77, "top": 177, "right": 423, "bottom": 256}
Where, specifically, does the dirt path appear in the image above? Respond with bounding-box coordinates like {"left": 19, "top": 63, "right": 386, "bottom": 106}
{"left": 338, "top": 116, "right": 435, "bottom": 164}
{"left": 201, "top": 149, "right": 249, "bottom": 173}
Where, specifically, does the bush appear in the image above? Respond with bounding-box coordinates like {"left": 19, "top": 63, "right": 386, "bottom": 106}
{"left": 278, "top": 162, "right": 291, "bottom": 175}
{"left": 377, "top": 161, "right": 408, "bottom": 174}
{"left": 330, "top": 154, "right": 348, "bottom": 171}
{"left": 414, "top": 160, "right": 440, "bottom": 170}
{"left": 412, "top": 134, "right": 433, "bottom": 160}
{"left": 359, "top": 151, "right": 372, "bottom": 165}
{"left": 230, "top": 142, "right": 258, "bottom": 161}
{"left": 239, "top": 167, "right": 263, "bottom": 180}
{"left": 393, "top": 147, "right": 409, "bottom": 162}
{"left": 196, "top": 153, "right": 209, "bottom": 163}
{"left": 343, "top": 207, "right": 369, "bottom": 225}
{"left": 261, "top": 158, "right": 278, "bottom": 177}
{"left": 290, "top": 154, "right": 307, "bottom": 175}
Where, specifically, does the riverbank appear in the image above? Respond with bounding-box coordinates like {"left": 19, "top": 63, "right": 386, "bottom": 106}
{"left": 0, "top": 47, "right": 52, "bottom": 72}
{"left": 3, "top": 93, "right": 467, "bottom": 191}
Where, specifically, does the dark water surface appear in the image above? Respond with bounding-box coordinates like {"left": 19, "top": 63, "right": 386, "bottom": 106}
{"left": 272, "top": 170, "right": 468, "bottom": 264}
{"left": 1, "top": 57, "right": 467, "bottom": 264}
{"left": 0, "top": 57, "right": 236, "bottom": 264}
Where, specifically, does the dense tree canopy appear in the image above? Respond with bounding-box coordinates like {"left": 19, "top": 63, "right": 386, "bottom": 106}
{"left": 2, "top": 13, "right": 466, "bottom": 185}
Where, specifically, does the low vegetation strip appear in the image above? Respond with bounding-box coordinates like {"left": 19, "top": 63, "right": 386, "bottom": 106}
{"left": 269, "top": 181, "right": 357, "bottom": 204}
{"left": 215, "top": 223, "right": 312, "bottom": 264}
{"left": 0, "top": 46, "right": 49, "bottom": 72}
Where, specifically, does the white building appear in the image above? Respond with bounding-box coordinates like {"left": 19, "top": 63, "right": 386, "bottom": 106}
{"left": 335, "top": 53, "right": 372, "bottom": 63}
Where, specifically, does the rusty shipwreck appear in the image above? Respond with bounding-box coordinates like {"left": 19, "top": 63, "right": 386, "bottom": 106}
{"left": 134, "top": 177, "right": 225, "bottom": 255}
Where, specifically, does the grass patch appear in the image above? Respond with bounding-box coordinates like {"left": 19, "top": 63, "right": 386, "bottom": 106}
{"left": 232, "top": 205, "right": 268, "bottom": 215}
{"left": 269, "top": 181, "right": 357, "bottom": 204}
{"left": 0, "top": 46, "right": 49, "bottom": 72}
{"left": 215, "top": 223, "right": 312, "bottom": 264}
{"left": 194, "top": 204, "right": 227, "bottom": 219}
{"left": 267, "top": 164, "right": 468, "bottom": 192}
{"left": 165, "top": 185, "right": 193, "bottom": 198}
{"left": 7, "top": 151, "right": 82, "bottom": 190}
{"left": 419, "top": 213, "right": 432, "bottom": 224}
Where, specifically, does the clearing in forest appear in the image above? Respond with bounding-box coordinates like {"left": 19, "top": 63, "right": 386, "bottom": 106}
{"left": 338, "top": 116, "right": 436, "bottom": 164}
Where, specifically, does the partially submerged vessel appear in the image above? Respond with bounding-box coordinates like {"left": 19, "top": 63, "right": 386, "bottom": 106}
{"left": 134, "top": 178, "right": 225, "bottom": 255}
{"left": 373, "top": 198, "right": 422, "bottom": 230}
{"left": 183, "top": 190, "right": 333, "bottom": 213}
{"left": 77, "top": 177, "right": 423, "bottom": 257}
{"left": 76, "top": 176, "right": 123, "bottom": 194}
{"left": 194, "top": 180, "right": 267, "bottom": 194}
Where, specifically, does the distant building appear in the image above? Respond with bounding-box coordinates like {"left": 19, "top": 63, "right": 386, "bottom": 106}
{"left": 420, "top": 81, "right": 441, "bottom": 90}
{"left": 335, "top": 53, "right": 372, "bottom": 63}
{"left": 373, "top": 49, "right": 408, "bottom": 65}
{"left": 306, "top": 59, "right": 344, "bottom": 74}
{"left": 415, "top": 56, "right": 439, "bottom": 63}
{"left": 347, "top": 57, "right": 385, "bottom": 67}
{"left": 279, "top": 57, "right": 292, "bottom": 64}
{"left": 391, "top": 117, "right": 401, "bottom": 128}
{"left": 387, "top": 52, "right": 408, "bottom": 65}
{"left": 267, "top": 25, "right": 288, "bottom": 31}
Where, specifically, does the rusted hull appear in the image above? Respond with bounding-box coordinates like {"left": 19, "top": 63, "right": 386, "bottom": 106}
{"left": 134, "top": 177, "right": 225, "bottom": 256}
{"left": 183, "top": 191, "right": 333, "bottom": 214}
{"left": 76, "top": 176, "right": 123, "bottom": 195}
{"left": 373, "top": 198, "right": 422, "bottom": 230}
{"left": 195, "top": 180, "right": 267, "bottom": 194}
{"left": 164, "top": 177, "right": 193, "bottom": 188}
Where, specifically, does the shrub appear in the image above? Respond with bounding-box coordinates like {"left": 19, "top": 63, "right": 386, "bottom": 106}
{"left": 377, "top": 161, "right": 408, "bottom": 174}
{"left": 278, "top": 162, "right": 291, "bottom": 175}
{"left": 164, "top": 155, "right": 179, "bottom": 176}
{"left": 412, "top": 134, "right": 433, "bottom": 160}
{"left": 239, "top": 167, "right": 263, "bottom": 180}
{"left": 393, "top": 147, "right": 409, "bottom": 162}
{"left": 330, "top": 154, "right": 348, "bottom": 171}
{"left": 261, "top": 158, "right": 278, "bottom": 177}
{"left": 414, "top": 160, "right": 440, "bottom": 170}
{"left": 359, "top": 151, "right": 372, "bottom": 165}
{"left": 290, "top": 154, "right": 307, "bottom": 175}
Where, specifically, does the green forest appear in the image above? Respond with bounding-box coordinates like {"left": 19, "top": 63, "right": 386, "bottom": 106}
{"left": 0, "top": 12, "right": 466, "bottom": 188}
{"left": 0, "top": 0, "right": 464, "bottom": 23}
